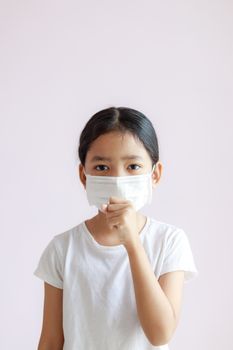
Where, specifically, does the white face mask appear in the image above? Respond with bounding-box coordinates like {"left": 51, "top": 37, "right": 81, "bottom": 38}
{"left": 84, "top": 164, "right": 156, "bottom": 212}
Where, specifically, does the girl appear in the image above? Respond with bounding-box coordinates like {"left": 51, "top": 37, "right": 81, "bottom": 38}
{"left": 34, "top": 106, "right": 198, "bottom": 350}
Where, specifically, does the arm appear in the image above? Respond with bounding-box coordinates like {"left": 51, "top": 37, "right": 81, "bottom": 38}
{"left": 37, "top": 282, "right": 64, "bottom": 350}
{"left": 126, "top": 241, "right": 184, "bottom": 346}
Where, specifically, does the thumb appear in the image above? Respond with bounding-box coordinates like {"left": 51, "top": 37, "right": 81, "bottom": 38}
{"left": 100, "top": 203, "right": 108, "bottom": 213}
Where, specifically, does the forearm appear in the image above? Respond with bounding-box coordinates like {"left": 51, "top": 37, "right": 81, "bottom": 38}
{"left": 37, "top": 336, "right": 64, "bottom": 350}
{"left": 125, "top": 240, "right": 175, "bottom": 346}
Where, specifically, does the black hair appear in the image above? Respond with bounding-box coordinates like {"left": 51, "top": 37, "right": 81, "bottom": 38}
{"left": 78, "top": 106, "right": 159, "bottom": 167}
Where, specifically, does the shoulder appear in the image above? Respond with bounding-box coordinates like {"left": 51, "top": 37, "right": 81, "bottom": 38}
{"left": 51, "top": 221, "right": 85, "bottom": 256}
{"left": 146, "top": 216, "right": 187, "bottom": 243}
{"left": 146, "top": 217, "right": 198, "bottom": 283}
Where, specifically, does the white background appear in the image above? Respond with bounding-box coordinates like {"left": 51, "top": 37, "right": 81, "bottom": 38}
{"left": 1, "top": 0, "right": 232, "bottom": 349}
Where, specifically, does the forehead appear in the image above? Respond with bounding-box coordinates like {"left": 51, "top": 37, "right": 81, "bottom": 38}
{"left": 86, "top": 131, "right": 150, "bottom": 161}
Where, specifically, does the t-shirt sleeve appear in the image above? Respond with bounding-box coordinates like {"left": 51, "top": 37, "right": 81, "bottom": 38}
{"left": 33, "top": 237, "right": 63, "bottom": 289}
{"left": 160, "top": 229, "right": 199, "bottom": 283}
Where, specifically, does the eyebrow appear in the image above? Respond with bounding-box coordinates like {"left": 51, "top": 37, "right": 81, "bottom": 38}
{"left": 90, "top": 155, "right": 144, "bottom": 162}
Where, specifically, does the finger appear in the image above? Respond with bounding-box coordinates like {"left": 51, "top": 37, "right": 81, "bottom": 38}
{"left": 106, "top": 203, "right": 130, "bottom": 212}
{"left": 106, "top": 207, "right": 128, "bottom": 219}
{"left": 107, "top": 216, "right": 122, "bottom": 228}
{"left": 109, "top": 196, "right": 131, "bottom": 204}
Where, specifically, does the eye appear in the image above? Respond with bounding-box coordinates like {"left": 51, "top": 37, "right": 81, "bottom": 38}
{"left": 128, "top": 164, "right": 142, "bottom": 171}
{"left": 94, "top": 164, "right": 109, "bottom": 171}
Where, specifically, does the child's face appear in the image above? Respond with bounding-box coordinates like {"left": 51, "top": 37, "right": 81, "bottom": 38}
{"left": 79, "top": 131, "right": 162, "bottom": 188}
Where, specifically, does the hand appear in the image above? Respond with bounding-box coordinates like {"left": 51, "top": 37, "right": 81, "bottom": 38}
{"left": 101, "top": 196, "right": 140, "bottom": 249}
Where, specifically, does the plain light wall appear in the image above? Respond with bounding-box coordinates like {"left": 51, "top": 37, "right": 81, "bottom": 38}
{"left": 1, "top": 0, "right": 232, "bottom": 349}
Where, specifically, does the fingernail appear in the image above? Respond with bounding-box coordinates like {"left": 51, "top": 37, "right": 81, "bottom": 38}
{"left": 100, "top": 204, "right": 108, "bottom": 212}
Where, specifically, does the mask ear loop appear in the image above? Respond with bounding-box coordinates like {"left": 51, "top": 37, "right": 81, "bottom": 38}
{"left": 151, "top": 163, "right": 156, "bottom": 174}
{"left": 151, "top": 163, "right": 157, "bottom": 186}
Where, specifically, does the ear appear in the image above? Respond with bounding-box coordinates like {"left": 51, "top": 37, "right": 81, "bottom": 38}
{"left": 78, "top": 163, "right": 86, "bottom": 188}
{"left": 152, "top": 161, "right": 163, "bottom": 188}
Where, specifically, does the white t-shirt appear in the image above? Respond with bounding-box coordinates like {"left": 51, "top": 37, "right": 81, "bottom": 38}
{"left": 34, "top": 216, "right": 198, "bottom": 350}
